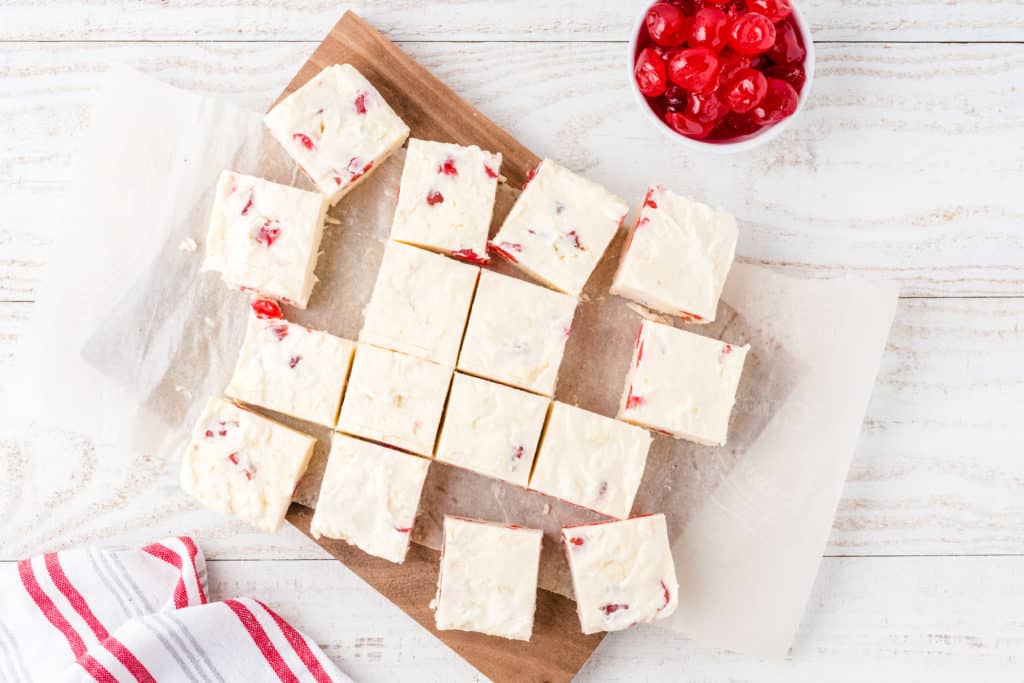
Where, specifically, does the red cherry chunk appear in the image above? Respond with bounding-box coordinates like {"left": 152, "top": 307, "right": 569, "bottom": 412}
{"left": 601, "top": 603, "right": 629, "bottom": 616}
{"left": 255, "top": 221, "right": 281, "bottom": 247}
{"left": 289, "top": 356, "right": 301, "bottom": 369}
{"left": 728, "top": 13, "right": 776, "bottom": 56}
{"left": 426, "top": 190, "right": 444, "bottom": 206}
{"left": 690, "top": 8, "right": 729, "bottom": 51}
{"left": 354, "top": 92, "right": 368, "bottom": 114}
{"left": 292, "top": 133, "right": 315, "bottom": 151}
{"left": 634, "top": 48, "right": 668, "bottom": 98}
{"left": 767, "top": 19, "right": 806, "bottom": 66}
{"left": 667, "top": 48, "right": 721, "bottom": 95}
{"left": 439, "top": 158, "right": 458, "bottom": 176}
{"left": 645, "top": 3, "right": 690, "bottom": 47}
{"left": 745, "top": 0, "right": 792, "bottom": 23}
{"left": 748, "top": 77, "right": 799, "bottom": 125}
{"left": 723, "top": 67, "right": 768, "bottom": 113}
{"left": 251, "top": 299, "right": 284, "bottom": 320}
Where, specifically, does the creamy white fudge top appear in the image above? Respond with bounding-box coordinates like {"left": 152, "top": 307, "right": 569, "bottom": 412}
{"left": 611, "top": 186, "right": 738, "bottom": 323}
{"left": 618, "top": 320, "right": 749, "bottom": 446}
{"left": 529, "top": 402, "right": 652, "bottom": 519}
{"left": 203, "top": 170, "right": 329, "bottom": 308}
{"left": 359, "top": 241, "right": 479, "bottom": 366}
{"left": 457, "top": 270, "right": 577, "bottom": 396}
{"left": 264, "top": 64, "right": 410, "bottom": 204}
{"left": 337, "top": 344, "right": 451, "bottom": 456}
{"left": 562, "top": 514, "right": 678, "bottom": 634}
{"left": 433, "top": 517, "right": 542, "bottom": 641}
{"left": 390, "top": 139, "right": 502, "bottom": 263}
{"left": 435, "top": 373, "right": 550, "bottom": 487}
{"left": 180, "top": 397, "right": 316, "bottom": 533}
{"left": 489, "top": 159, "right": 628, "bottom": 296}
{"left": 225, "top": 309, "right": 355, "bottom": 427}
{"left": 309, "top": 433, "right": 431, "bottom": 563}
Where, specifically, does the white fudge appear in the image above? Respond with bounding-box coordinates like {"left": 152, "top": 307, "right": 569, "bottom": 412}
{"left": 264, "top": 64, "right": 410, "bottom": 204}
{"left": 618, "top": 320, "right": 749, "bottom": 446}
{"left": 562, "top": 514, "right": 678, "bottom": 634}
{"left": 611, "top": 186, "right": 738, "bottom": 323}
{"left": 309, "top": 433, "right": 430, "bottom": 563}
{"left": 359, "top": 241, "right": 480, "bottom": 366}
{"left": 390, "top": 139, "right": 502, "bottom": 263}
{"left": 225, "top": 308, "right": 355, "bottom": 427}
{"left": 203, "top": 170, "right": 329, "bottom": 308}
{"left": 457, "top": 270, "right": 577, "bottom": 396}
{"left": 180, "top": 397, "right": 316, "bottom": 533}
{"left": 433, "top": 517, "right": 542, "bottom": 641}
{"left": 337, "top": 345, "right": 451, "bottom": 456}
{"left": 529, "top": 402, "right": 652, "bottom": 519}
{"left": 489, "top": 159, "right": 628, "bottom": 296}
{"left": 435, "top": 373, "right": 550, "bottom": 486}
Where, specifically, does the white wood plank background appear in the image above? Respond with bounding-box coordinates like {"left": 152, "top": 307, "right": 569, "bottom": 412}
{"left": 1, "top": 2, "right": 1022, "bottom": 680}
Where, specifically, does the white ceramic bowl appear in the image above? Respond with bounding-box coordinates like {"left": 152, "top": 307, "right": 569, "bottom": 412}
{"left": 628, "top": 2, "right": 815, "bottom": 154}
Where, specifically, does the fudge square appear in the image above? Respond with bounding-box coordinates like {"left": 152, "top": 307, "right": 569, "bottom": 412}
{"left": 433, "top": 516, "right": 542, "bottom": 641}
{"left": 435, "top": 373, "right": 550, "bottom": 486}
{"left": 489, "top": 158, "right": 628, "bottom": 296}
{"left": 359, "top": 241, "right": 480, "bottom": 366}
{"left": 337, "top": 344, "right": 451, "bottom": 456}
{"left": 225, "top": 303, "right": 355, "bottom": 427}
{"left": 457, "top": 270, "right": 578, "bottom": 396}
{"left": 390, "top": 138, "right": 503, "bottom": 263}
{"left": 203, "top": 170, "right": 329, "bottom": 308}
{"left": 562, "top": 514, "right": 679, "bottom": 634}
{"left": 180, "top": 396, "right": 316, "bottom": 533}
{"left": 309, "top": 432, "right": 430, "bottom": 563}
{"left": 618, "top": 319, "right": 749, "bottom": 446}
{"left": 264, "top": 63, "right": 410, "bottom": 205}
{"left": 611, "top": 185, "right": 738, "bottom": 323}
{"left": 529, "top": 402, "right": 652, "bottom": 519}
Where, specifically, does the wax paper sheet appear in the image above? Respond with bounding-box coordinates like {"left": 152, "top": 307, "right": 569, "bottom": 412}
{"left": 14, "top": 67, "right": 900, "bottom": 657}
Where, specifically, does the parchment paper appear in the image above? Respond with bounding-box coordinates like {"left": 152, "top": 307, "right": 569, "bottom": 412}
{"left": 14, "top": 67, "right": 900, "bottom": 657}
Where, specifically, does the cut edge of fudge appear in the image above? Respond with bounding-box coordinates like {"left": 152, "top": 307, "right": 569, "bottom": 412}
{"left": 560, "top": 513, "right": 679, "bottom": 635}
{"left": 609, "top": 185, "right": 739, "bottom": 323}
{"left": 309, "top": 432, "right": 431, "bottom": 564}
{"left": 432, "top": 515, "right": 543, "bottom": 641}
{"left": 617, "top": 320, "right": 750, "bottom": 446}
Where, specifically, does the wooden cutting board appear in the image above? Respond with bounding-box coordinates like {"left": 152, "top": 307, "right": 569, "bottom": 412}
{"left": 281, "top": 11, "right": 605, "bottom": 682}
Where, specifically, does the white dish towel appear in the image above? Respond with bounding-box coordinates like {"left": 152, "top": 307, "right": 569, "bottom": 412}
{"left": 0, "top": 537, "right": 352, "bottom": 682}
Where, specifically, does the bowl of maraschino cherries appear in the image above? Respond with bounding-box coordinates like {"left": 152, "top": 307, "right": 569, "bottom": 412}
{"left": 630, "top": 0, "right": 813, "bottom": 151}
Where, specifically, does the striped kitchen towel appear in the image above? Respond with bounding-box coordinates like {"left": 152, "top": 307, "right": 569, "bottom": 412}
{"left": 0, "top": 537, "right": 352, "bottom": 682}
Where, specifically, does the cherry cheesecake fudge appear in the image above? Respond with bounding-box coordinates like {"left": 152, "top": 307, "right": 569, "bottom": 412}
{"left": 180, "top": 397, "right": 317, "bottom": 533}
{"left": 611, "top": 185, "right": 738, "bottom": 323}
{"left": 225, "top": 301, "right": 355, "bottom": 428}
{"left": 619, "top": 319, "right": 749, "bottom": 446}
{"left": 359, "top": 241, "right": 479, "bottom": 366}
{"left": 489, "top": 159, "right": 628, "bottom": 296}
{"left": 203, "top": 170, "right": 330, "bottom": 308}
{"left": 432, "top": 516, "right": 542, "bottom": 641}
{"left": 562, "top": 514, "right": 678, "bottom": 634}
{"left": 309, "top": 433, "right": 430, "bottom": 563}
{"left": 337, "top": 344, "right": 451, "bottom": 456}
{"left": 529, "top": 402, "right": 652, "bottom": 519}
{"left": 390, "top": 138, "right": 502, "bottom": 264}
{"left": 264, "top": 64, "right": 410, "bottom": 204}
{"left": 435, "top": 372, "right": 550, "bottom": 486}
{"left": 457, "top": 270, "right": 578, "bottom": 396}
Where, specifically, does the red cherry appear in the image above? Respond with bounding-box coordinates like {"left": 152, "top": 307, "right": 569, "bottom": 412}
{"left": 717, "top": 50, "right": 752, "bottom": 85}
{"left": 665, "top": 110, "right": 715, "bottom": 139}
{"left": 711, "top": 111, "right": 763, "bottom": 140}
{"left": 667, "top": 48, "right": 721, "bottom": 94}
{"left": 690, "top": 8, "right": 729, "bottom": 51}
{"left": 748, "top": 77, "right": 799, "bottom": 125}
{"left": 728, "top": 13, "right": 776, "bottom": 56}
{"left": 764, "top": 63, "right": 806, "bottom": 91}
{"left": 766, "top": 19, "right": 805, "bottom": 65}
{"left": 722, "top": 67, "right": 768, "bottom": 113}
{"left": 745, "top": 0, "right": 792, "bottom": 22}
{"left": 645, "top": 3, "right": 690, "bottom": 47}
{"left": 354, "top": 92, "right": 368, "bottom": 115}
{"left": 634, "top": 47, "right": 669, "bottom": 98}
{"left": 685, "top": 90, "right": 726, "bottom": 124}
{"left": 663, "top": 84, "right": 689, "bottom": 108}
{"left": 292, "top": 133, "right": 315, "bottom": 151}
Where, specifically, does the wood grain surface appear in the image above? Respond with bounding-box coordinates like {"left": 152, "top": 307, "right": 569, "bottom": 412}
{"left": 2, "top": 1, "right": 1022, "bottom": 681}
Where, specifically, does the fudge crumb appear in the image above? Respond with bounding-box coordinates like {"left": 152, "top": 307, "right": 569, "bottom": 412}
{"left": 626, "top": 302, "right": 673, "bottom": 325}
{"left": 178, "top": 237, "right": 198, "bottom": 252}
